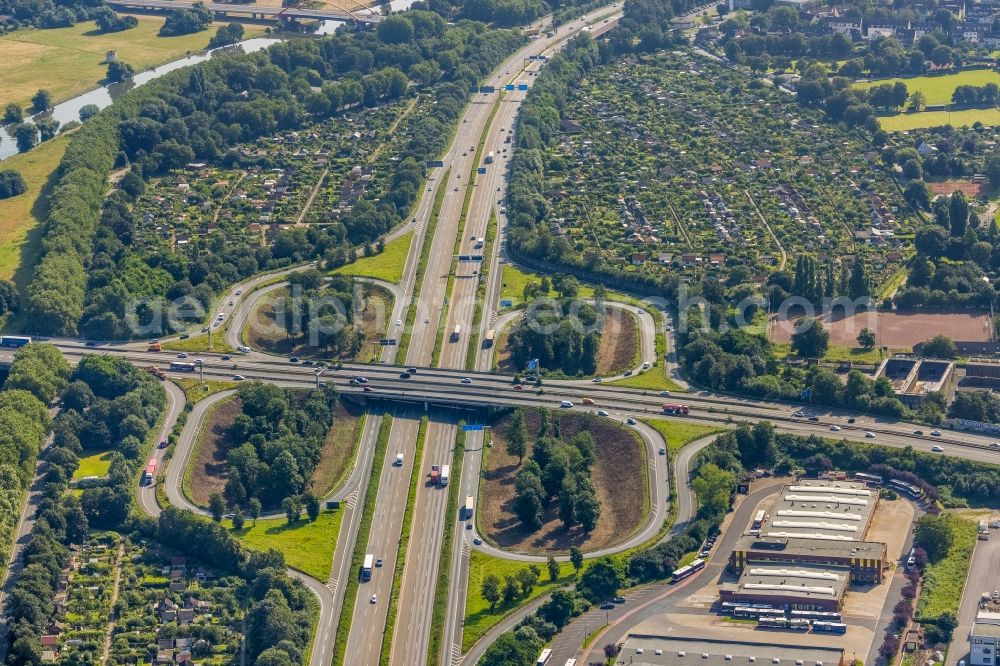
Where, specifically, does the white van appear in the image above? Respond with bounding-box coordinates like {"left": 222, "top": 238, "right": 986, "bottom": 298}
{"left": 559, "top": 400, "right": 574, "bottom": 409}
{"left": 395, "top": 453, "right": 404, "bottom": 466}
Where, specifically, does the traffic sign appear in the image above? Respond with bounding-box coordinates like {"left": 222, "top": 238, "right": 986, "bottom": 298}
{"left": 463, "top": 424, "right": 484, "bottom": 431}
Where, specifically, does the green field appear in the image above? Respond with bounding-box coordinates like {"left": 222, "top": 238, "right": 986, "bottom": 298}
{"left": 162, "top": 320, "right": 235, "bottom": 353}
{"left": 0, "top": 17, "right": 265, "bottom": 111}
{"left": 72, "top": 449, "right": 113, "bottom": 479}
{"left": 224, "top": 509, "right": 344, "bottom": 580}
{"left": 332, "top": 231, "right": 412, "bottom": 284}
{"left": 916, "top": 516, "right": 977, "bottom": 623}
{"left": 462, "top": 550, "right": 577, "bottom": 651}
{"left": 498, "top": 264, "right": 594, "bottom": 309}
{"left": 641, "top": 419, "right": 727, "bottom": 455}
{"left": 172, "top": 378, "right": 238, "bottom": 404}
{"left": 877, "top": 108, "right": 1000, "bottom": 131}
{"left": 0, "top": 134, "right": 71, "bottom": 288}
{"left": 607, "top": 365, "right": 686, "bottom": 393}
{"left": 854, "top": 70, "right": 1000, "bottom": 106}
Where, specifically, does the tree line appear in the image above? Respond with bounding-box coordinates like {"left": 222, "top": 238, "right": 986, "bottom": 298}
{"left": 25, "top": 11, "right": 525, "bottom": 337}
{"left": 506, "top": 298, "right": 601, "bottom": 376}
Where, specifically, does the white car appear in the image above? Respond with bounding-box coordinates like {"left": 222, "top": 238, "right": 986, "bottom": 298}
{"left": 592, "top": 377, "right": 602, "bottom": 383}
{"left": 659, "top": 390, "right": 671, "bottom": 397}
{"left": 237, "top": 345, "right": 251, "bottom": 353}
{"left": 642, "top": 362, "right": 651, "bottom": 369}
{"left": 560, "top": 400, "right": 574, "bottom": 408}
{"left": 931, "top": 430, "right": 942, "bottom": 436}
{"left": 865, "top": 431, "right": 875, "bottom": 438}
{"left": 370, "top": 594, "right": 377, "bottom": 604}
{"left": 829, "top": 425, "right": 841, "bottom": 432}
{"left": 233, "top": 375, "right": 245, "bottom": 381}
{"left": 461, "top": 378, "right": 473, "bottom": 384}
{"left": 597, "top": 410, "right": 609, "bottom": 417}
{"left": 396, "top": 319, "right": 402, "bottom": 327}
{"left": 931, "top": 445, "right": 944, "bottom": 453}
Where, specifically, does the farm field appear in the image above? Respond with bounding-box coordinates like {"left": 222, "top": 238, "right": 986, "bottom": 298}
{"left": 877, "top": 108, "right": 1000, "bottom": 131}
{"left": 0, "top": 17, "right": 266, "bottom": 111}
{"left": 0, "top": 134, "right": 71, "bottom": 287}
{"left": 769, "top": 310, "right": 992, "bottom": 348}
{"left": 540, "top": 50, "right": 915, "bottom": 286}
{"left": 332, "top": 230, "right": 413, "bottom": 284}
{"left": 853, "top": 70, "right": 1000, "bottom": 107}
{"left": 481, "top": 409, "right": 647, "bottom": 554}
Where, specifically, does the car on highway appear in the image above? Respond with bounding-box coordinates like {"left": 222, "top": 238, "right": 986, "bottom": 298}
{"left": 559, "top": 400, "right": 574, "bottom": 408}
{"left": 400, "top": 372, "right": 411, "bottom": 379}
{"left": 303, "top": 360, "right": 314, "bottom": 366}
{"left": 461, "top": 377, "right": 473, "bottom": 384}
{"left": 177, "top": 352, "right": 189, "bottom": 359}
{"left": 829, "top": 425, "right": 841, "bottom": 432}
{"left": 237, "top": 345, "right": 251, "bottom": 353}
{"left": 201, "top": 327, "right": 209, "bottom": 333}
{"left": 512, "top": 384, "right": 524, "bottom": 391}
{"left": 931, "top": 430, "right": 942, "bottom": 436}
{"left": 235, "top": 289, "right": 242, "bottom": 295}
{"left": 597, "top": 410, "right": 609, "bottom": 417}
{"left": 623, "top": 369, "right": 632, "bottom": 376}
{"left": 289, "top": 357, "right": 299, "bottom": 363}
{"left": 793, "top": 411, "right": 805, "bottom": 417}
{"left": 158, "top": 440, "right": 167, "bottom": 449}
{"left": 466, "top": 522, "right": 473, "bottom": 530}
{"left": 809, "top": 416, "right": 820, "bottom": 422}
{"left": 847, "top": 417, "right": 856, "bottom": 423}
{"left": 396, "top": 319, "right": 402, "bottom": 327}
{"left": 913, "top": 430, "right": 924, "bottom": 436}
{"left": 473, "top": 537, "right": 482, "bottom": 545}
{"left": 353, "top": 377, "right": 368, "bottom": 384}
{"left": 600, "top": 601, "right": 615, "bottom": 609}
{"left": 658, "top": 447, "right": 666, "bottom": 455}
{"left": 180, "top": 333, "right": 190, "bottom": 339}
{"left": 592, "top": 377, "right": 602, "bottom": 383}
{"left": 408, "top": 367, "right": 417, "bottom": 374}
{"left": 626, "top": 418, "right": 636, "bottom": 425}
{"left": 613, "top": 596, "right": 626, "bottom": 603}
{"left": 221, "top": 355, "right": 231, "bottom": 360}
{"left": 931, "top": 445, "right": 944, "bottom": 452}
{"left": 363, "top": 386, "right": 374, "bottom": 393}
{"left": 659, "top": 391, "right": 671, "bottom": 396}
{"left": 375, "top": 558, "right": 383, "bottom": 567}
{"left": 991, "top": 442, "right": 1000, "bottom": 449}
{"left": 233, "top": 375, "right": 245, "bottom": 381}
{"left": 370, "top": 594, "right": 377, "bottom": 604}
{"left": 642, "top": 362, "right": 651, "bottom": 369}
{"left": 866, "top": 432, "right": 875, "bottom": 438}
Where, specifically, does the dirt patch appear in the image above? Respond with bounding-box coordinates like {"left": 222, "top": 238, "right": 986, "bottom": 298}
{"left": 596, "top": 306, "right": 638, "bottom": 376}
{"left": 481, "top": 408, "right": 646, "bottom": 554}
{"left": 309, "top": 399, "right": 364, "bottom": 497}
{"left": 769, "top": 310, "right": 992, "bottom": 348}
{"left": 188, "top": 397, "right": 240, "bottom": 507}
{"left": 927, "top": 180, "right": 986, "bottom": 199}
{"left": 245, "top": 283, "right": 392, "bottom": 361}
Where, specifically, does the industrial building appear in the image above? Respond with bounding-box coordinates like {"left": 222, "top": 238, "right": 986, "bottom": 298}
{"left": 965, "top": 358, "right": 1000, "bottom": 390}
{"left": 730, "top": 536, "right": 887, "bottom": 584}
{"left": 761, "top": 480, "right": 879, "bottom": 542}
{"left": 874, "top": 356, "right": 957, "bottom": 408}
{"left": 620, "top": 634, "right": 846, "bottom": 666}
{"left": 971, "top": 611, "right": 1000, "bottom": 666}
{"left": 719, "top": 563, "right": 850, "bottom": 611}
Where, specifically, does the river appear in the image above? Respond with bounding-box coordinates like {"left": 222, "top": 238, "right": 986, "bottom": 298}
{"left": 0, "top": 0, "right": 416, "bottom": 162}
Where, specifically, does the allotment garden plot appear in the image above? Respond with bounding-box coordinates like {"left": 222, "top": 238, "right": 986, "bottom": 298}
{"left": 543, "top": 51, "right": 916, "bottom": 284}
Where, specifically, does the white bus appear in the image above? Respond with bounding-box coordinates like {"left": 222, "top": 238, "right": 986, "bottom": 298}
{"left": 752, "top": 510, "right": 766, "bottom": 531}
{"left": 536, "top": 649, "right": 552, "bottom": 665}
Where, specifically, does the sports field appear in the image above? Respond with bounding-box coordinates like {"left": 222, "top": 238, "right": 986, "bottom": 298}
{"left": 770, "top": 310, "right": 993, "bottom": 348}
{"left": 854, "top": 70, "right": 1000, "bottom": 106}
{"left": 0, "top": 17, "right": 265, "bottom": 111}
{"left": 877, "top": 108, "right": 1000, "bottom": 131}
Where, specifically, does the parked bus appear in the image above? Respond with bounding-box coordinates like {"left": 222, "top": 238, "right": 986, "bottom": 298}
{"left": 670, "top": 558, "right": 705, "bottom": 582}
{"left": 790, "top": 610, "right": 842, "bottom": 622}
{"left": 362, "top": 554, "right": 374, "bottom": 581}
{"left": 979, "top": 520, "right": 990, "bottom": 540}
{"left": 536, "top": 648, "right": 552, "bottom": 665}
{"left": 752, "top": 510, "right": 766, "bottom": 530}
{"left": 812, "top": 621, "right": 847, "bottom": 634}
{"left": 0, "top": 335, "right": 31, "bottom": 347}
{"left": 759, "top": 617, "right": 788, "bottom": 629}
{"left": 889, "top": 479, "right": 922, "bottom": 498}
{"left": 169, "top": 361, "right": 197, "bottom": 372}
{"left": 662, "top": 403, "right": 690, "bottom": 415}
{"left": 853, "top": 472, "right": 883, "bottom": 485}
{"left": 483, "top": 329, "right": 495, "bottom": 348}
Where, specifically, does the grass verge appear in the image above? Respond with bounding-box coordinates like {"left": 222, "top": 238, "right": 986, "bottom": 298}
{"left": 222, "top": 510, "right": 345, "bottom": 580}
{"left": 332, "top": 231, "right": 413, "bottom": 284}
{"left": 162, "top": 319, "right": 235, "bottom": 353}
{"left": 916, "top": 515, "right": 977, "bottom": 623}
{"left": 426, "top": 424, "right": 466, "bottom": 664}
{"left": 171, "top": 378, "right": 237, "bottom": 404}
{"left": 72, "top": 448, "right": 114, "bottom": 479}
{"left": 641, "top": 420, "right": 727, "bottom": 455}
{"left": 397, "top": 170, "right": 449, "bottom": 361}
{"left": 379, "top": 415, "right": 428, "bottom": 663}
{"left": 332, "top": 414, "right": 393, "bottom": 666}
{"left": 608, "top": 367, "right": 686, "bottom": 392}
{"left": 462, "top": 549, "right": 577, "bottom": 652}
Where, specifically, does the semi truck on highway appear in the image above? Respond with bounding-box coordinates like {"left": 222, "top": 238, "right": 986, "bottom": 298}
{"left": 440, "top": 465, "right": 450, "bottom": 487}
{"left": 464, "top": 496, "right": 474, "bottom": 519}
{"left": 662, "top": 403, "right": 690, "bottom": 415}
{"left": 451, "top": 325, "right": 461, "bottom": 342}
{"left": 483, "top": 329, "right": 495, "bottom": 348}
{"left": 430, "top": 465, "right": 440, "bottom": 485}
{"left": 145, "top": 366, "right": 166, "bottom": 380}
{"left": 362, "top": 554, "right": 374, "bottom": 581}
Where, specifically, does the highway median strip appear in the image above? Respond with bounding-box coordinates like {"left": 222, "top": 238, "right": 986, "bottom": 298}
{"left": 379, "top": 415, "right": 428, "bottom": 664}
{"left": 465, "top": 209, "right": 498, "bottom": 370}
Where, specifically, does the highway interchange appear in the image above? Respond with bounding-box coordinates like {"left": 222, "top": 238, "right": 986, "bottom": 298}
{"left": 5, "top": 5, "right": 1000, "bottom": 664}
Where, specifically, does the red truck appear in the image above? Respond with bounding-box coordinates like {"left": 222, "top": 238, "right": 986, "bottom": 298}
{"left": 430, "top": 465, "right": 440, "bottom": 485}
{"left": 662, "top": 403, "right": 690, "bottom": 415}
{"left": 145, "top": 366, "right": 166, "bottom": 380}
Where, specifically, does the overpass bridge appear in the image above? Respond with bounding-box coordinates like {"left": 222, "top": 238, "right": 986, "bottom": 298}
{"left": 106, "top": 0, "right": 381, "bottom": 24}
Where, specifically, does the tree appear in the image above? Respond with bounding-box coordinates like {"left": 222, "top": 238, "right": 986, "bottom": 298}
{"left": 691, "top": 463, "right": 735, "bottom": 520}
{"left": 94, "top": 7, "right": 138, "bottom": 32}
{"left": 209, "top": 22, "right": 244, "bottom": 48}
{"left": 377, "top": 15, "right": 415, "bottom": 44}
{"left": 516, "top": 567, "right": 538, "bottom": 595}
{"left": 578, "top": 558, "right": 623, "bottom": 602}
{"left": 32, "top": 89, "right": 52, "bottom": 112}
{"left": 936, "top": 610, "right": 958, "bottom": 641}
{"left": 914, "top": 514, "right": 954, "bottom": 563}
{"left": 209, "top": 493, "right": 226, "bottom": 522}
{"left": 106, "top": 60, "right": 135, "bottom": 83}
{"left": 570, "top": 546, "right": 583, "bottom": 573}
{"left": 949, "top": 191, "right": 969, "bottom": 236}
{"left": 539, "top": 589, "right": 574, "bottom": 628}
{"left": 502, "top": 575, "right": 519, "bottom": 605}
{"left": 547, "top": 556, "right": 559, "bottom": 582}
{"left": 0, "top": 170, "right": 28, "bottom": 200}
{"left": 249, "top": 498, "right": 262, "bottom": 525}
{"left": 232, "top": 509, "right": 245, "bottom": 530}
{"left": 13, "top": 124, "right": 37, "bottom": 153}
{"left": 857, "top": 328, "right": 877, "bottom": 350}
{"left": 921, "top": 334, "right": 957, "bottom": 359}
{"left": 512, "top": 468, "right": 545, "bottom": 529}
{"left": 4, "top": 103, "right": 22, "bottom": 124}
{"left": 78, "top": 104, "right": 100, "bottom": 122}
{"left": 908, "top": 90, "right": 926, "bottom": 111}
{"left": 790, "top": 317, "right": 829, "bottom": 358}
{"left": 303, "top": 491, "right": 320, "bottom": 522}
{"left": 481, "top": 573, "right": 501, "bottom": 610}
{"left": 505, "top": 410, "right": 527, "bottom": 463}
{"left": 281, "top": 496, "right": 301, "bottom": 525}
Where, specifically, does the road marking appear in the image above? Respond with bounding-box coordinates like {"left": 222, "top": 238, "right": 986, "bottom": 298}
{"left": 450, "top": 643, "right": 463, "bottom": 665}
{"left": 326, "top": 579, "right": 338, "bottom": 595}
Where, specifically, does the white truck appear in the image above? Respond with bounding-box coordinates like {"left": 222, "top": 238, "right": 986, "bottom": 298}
{"left": 440, "top": 464, "right": 450, "bottom": 487}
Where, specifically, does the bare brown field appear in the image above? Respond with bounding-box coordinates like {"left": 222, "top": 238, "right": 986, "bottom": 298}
{"left": 596, "top": 306, "right": 638, "bottom": 376}
{"left": 769, "top": 310, "right": 992, "bottom": 348}
{"left": 481, "top": 408, "right": 646, "bottom": 554}
{"left": 188, "top": 396, "right": 240, "bottom": 507}
{"left": 309, "top": 399, "right": 364, "bottom": 497}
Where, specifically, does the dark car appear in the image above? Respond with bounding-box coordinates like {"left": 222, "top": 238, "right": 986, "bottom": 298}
{"left": 221, "top": 355, "right": 231, "bottom": 361}
{"left": 808, "top": 416, "right": 820, "bottom": 422}
{"left": 913, "top": 430, "right": 924, "bottom": 436}
{"left": 303, "top": 360, "right": 314, "bottom": 366}
{"left": 363, "top": 386, "right": 374, "bottom": 393}
{"left": 407, "top": 367, "right": 417, "bottom": 373}
{"left": 157, "top": 441, "right": 167, "bottom": 449}
{"left": 399, "top": 372, "right": 411, "bottom": 379}
{"left": 847, "top": 417, "right": 856, "bottom": 423}
{"left": 179, "top": 333, "right": 190, "bottom": 340}
{"left": 600, "top": 601, "right": 615, "bottom": 609}
{"left": 289, "top": 357, "right": 299, "bottom": 363}
{"left": 613, "top": 596, "right": 626, "bottom": 603}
